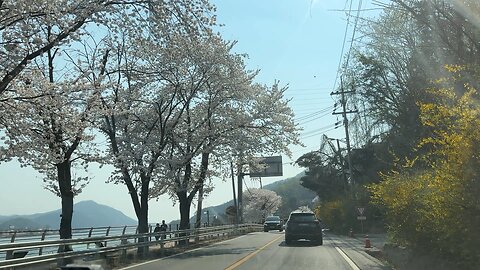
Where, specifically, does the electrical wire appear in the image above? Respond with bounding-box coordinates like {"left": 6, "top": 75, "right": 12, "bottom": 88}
{"left": 300, "top": 123, "right": 340, "bottom": 138}
{"left": 300, "top": 126, "right": 340, "bottom": 140}
{"left": 344, "top": 0, "right": 363, "bottom": 70}
{"left": 295, "top": 105, "right": 334, "bottom": 121}
{"left": 297, "top": 111, "right": 335, "bottom": 125}
{"left": 332, "top": 0, "right": 355, "bottom": 92}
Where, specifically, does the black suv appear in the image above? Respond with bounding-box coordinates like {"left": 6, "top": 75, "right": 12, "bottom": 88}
{"left": 285, "top": 211, "right": 323, "bottom": 245}
{"left": 263, "top": 216, "right": 283, "bottom": 232}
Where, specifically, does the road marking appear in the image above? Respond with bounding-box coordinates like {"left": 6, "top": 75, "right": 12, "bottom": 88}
{"left": 335, "top": 246, "right": 361, "bottom": 270}
{"left": 118, "top": 234, "right": 249, "bottom": 270}
{"left": 224, "top": 234, "right": 284, "bottom": 270}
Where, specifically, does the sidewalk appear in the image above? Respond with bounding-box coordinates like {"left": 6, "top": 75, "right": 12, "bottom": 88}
{"left": 341, "top": 233, "right": 459, "bottom": 270}
{"left": 327, "top": 234, "right": 391, "bottom": 270}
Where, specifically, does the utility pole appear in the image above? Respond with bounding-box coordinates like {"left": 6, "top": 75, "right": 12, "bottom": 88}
{"left": 331, "top": 78, "right": 357, "bottom": 186}
{"left": 230, "top": 161, "right": 238, "bottom": 226}
{"left": 336, "top": 139, "right": 348, "bottom": 192}
{"left": 237, "top": 163, "right": 244, "bottom": 224}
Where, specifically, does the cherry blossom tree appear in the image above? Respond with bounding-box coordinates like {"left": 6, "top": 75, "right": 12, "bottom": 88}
{"left": 243, "top": 188, "right": 282, "bottom": 223}
{"left": 0, "top": 36, "right": 107, "bottom": 241}
{"left": 94, "top": 1, "right": 216, "bottom": 254}
{"left": 147, "top": 35, "right": 300, "bottom": 231}
{"left": 0, "top": 1, "right": 215, "bottom": 248}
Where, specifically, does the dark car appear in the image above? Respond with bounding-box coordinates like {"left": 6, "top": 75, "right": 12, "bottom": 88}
{"left": 285, "top": 211, "right": 323, "bottom": 245}
{"left": 263, "top": 216, "right": 283, "bottom": 232}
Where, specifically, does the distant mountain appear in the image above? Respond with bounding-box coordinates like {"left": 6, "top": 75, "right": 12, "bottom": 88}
{"left": 169, "top": 171, "right": 316, "bottom": 227}
{"left": 0, "top": 217, "right": 41, "bottom": 230}
{"left": 0, "top": 200, "right": 136, "bottom": 230}
{"left": 0, "top": 215, "right": 10, "bottom": 224}
{"left": 262, "top": 171, "right": 316, "bottom": 218}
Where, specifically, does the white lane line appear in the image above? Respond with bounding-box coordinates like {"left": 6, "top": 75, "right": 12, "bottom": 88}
{"left": 335, "top": 246, "right": 361, "bottom": 270}
{"left": 118, "top": 234, "right": 249, "bottom": 270}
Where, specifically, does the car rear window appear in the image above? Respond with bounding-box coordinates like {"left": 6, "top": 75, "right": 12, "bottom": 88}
{"left": 265, "top": 216, "right": 280, "bottom": 221}
{"left": 289, "top": 214, "right": 316, "bottom": 222}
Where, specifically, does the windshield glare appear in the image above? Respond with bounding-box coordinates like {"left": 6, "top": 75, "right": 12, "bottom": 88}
{"left": 289, "top": 214, "right": 317, "bottom": 222}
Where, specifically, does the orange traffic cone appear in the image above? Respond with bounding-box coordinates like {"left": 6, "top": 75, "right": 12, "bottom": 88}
{"left": 364, "top": 235, "right": 371, "bottom": 248}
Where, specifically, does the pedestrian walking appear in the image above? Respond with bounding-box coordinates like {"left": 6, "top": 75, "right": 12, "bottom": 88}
{"left": 160, "top": 220, "right": 168, "bottom": 240}
{"left": 154, "top": 223, "right": 161, "bottom": 241}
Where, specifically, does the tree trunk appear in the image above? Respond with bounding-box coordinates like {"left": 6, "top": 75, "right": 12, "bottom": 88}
{"left": 57, "top": 161, "right": 73, "bottom": 241}
{"left": 178, "top": 191, "right": 191, "bottom": 230}
{"left": 136, "top": 203, "right": 149, "bottom": 256}
{"left": 136, "top": 175, "right": 150, "bottom": 256}
{"left": 194, "top": 152, "right": 210, "bottom": 228}
{"left": 179, "top": 159, "right": 192, "bottom": 231}
{"left": 178, "top": 190, "right": 191, "bottom": 246}
{"left": 56, "top": 160, "right": 74, "bottom": 267}
{"left": 195, "top": 184, "right": 204, "bottom": 229}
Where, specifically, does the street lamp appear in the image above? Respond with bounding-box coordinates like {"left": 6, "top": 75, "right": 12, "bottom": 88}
{"left": 204, "top": 210, "right": 210, "bottom": 227}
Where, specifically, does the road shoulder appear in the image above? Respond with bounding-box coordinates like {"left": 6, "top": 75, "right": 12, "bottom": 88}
{"left": 327, "top": 234, "right": 392, "bottom": 270}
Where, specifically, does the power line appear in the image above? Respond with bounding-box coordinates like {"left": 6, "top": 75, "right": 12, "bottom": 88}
{"left": 291, "top": 101, "right": 336, "bottom": 105}
{"left": 286, "top": 87, "right": 333, "bottom": 91}
{"left": 295, "top": 105, "right": 333, "bottom": 119}
{"left": 332, "top": 0, "right": 355, "bottom": 92}
{"left": 344, "top": 0, "right": 363, "bottom": 70}
{"left": 300, "top": 126, "right": 339, "bottom": 140}
{"left": 289, "top": 96, "right": 336, "bottom": 100}
{"left": 298, "top": 111, "right": 335, "bottom": 125}
{"left": 295, "top": 105, "right": 334, "bottom": 121}
{"left": 330, "top": 0, "right": 363, "bottom": 188}
{"left": 301, "top": 123, "right": 337, "bottom": 136}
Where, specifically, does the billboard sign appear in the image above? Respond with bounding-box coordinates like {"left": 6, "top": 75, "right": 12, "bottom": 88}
{"left": 249, "top": 156, "right": 283, "bottom": 177}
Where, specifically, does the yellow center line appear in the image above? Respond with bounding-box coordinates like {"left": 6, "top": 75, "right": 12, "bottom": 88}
{"left": 225, "top": 234, "right": 284, "bottom": 270}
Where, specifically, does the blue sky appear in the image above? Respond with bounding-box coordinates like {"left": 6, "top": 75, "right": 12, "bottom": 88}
{"left": 0, "top": 0, "right": 374, "bottom": 223}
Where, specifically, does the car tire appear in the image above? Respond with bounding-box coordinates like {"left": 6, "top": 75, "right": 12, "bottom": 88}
{"left": 285, "top": 238, "right": 292, "bottom": 245}
{"left": 316, "top": 237, "right": 323, "bottom": 246}
{"left": 279, "top": 229, "right": 283, "bottom": 232}
{"left": 264, "top": 229, "right": 269, "bottom": 232}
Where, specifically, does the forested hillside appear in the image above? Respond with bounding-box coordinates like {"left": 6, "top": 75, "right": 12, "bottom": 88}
{"left": 296, "top": 1, "right": 480, "bottom": 269}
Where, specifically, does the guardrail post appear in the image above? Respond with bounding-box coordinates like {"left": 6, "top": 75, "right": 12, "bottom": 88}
{"left": 5, "top": 231, "right": 17, "bottom": 259}
{"left": 105, "top": 226, "right": 111, "bottom": 247}
{"left": 119, "top": 226, "right": 128, "bottom": 262}
{"left": 121, "top": 226, "right": 128, "bottom": 245}
{"left": 86, "top": 227, "right": 93, "bottom": 249}
{"left": 134, "top": 227, "right": 138, "bottom": 243}
{"left": 38, "top": 229, "right": 47, "bottom": 255}
{"left": 149, "top": 225, "right": 152, "bottom": 242}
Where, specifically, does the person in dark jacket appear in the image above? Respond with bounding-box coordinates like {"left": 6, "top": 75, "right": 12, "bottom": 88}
{"left": 154, "top": 223, "right": 161, "bottom": 241}
{"left": 160, "top": 220, "right": 168, "bottom": 240}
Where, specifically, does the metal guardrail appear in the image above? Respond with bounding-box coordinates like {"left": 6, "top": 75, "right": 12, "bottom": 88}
{"left": 0, "top": 224, "right": 263, "bottom": 268}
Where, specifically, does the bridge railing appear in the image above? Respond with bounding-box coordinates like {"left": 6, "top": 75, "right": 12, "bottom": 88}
{"left": 0, "top": 223, "right": 263, "bottom": 268}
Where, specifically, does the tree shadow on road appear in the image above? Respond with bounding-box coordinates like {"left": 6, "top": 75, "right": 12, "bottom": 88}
{"left": 168, "top": 244, "right": 257, "bottom": 260}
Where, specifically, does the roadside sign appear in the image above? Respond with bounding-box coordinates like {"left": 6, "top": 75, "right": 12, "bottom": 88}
{"left": 357, "top": 216, "right": 366, "bottom": 220}
{"left": 249, "top": 156, "right": 283, "bottom": 177}
{"left": 357, "top": 207, "right": 365, "bottom": 215}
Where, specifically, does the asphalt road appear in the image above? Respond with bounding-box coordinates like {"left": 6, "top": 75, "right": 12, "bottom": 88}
{"left": 119, "top": 232, "right": 389, "bottom": 270}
